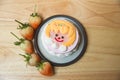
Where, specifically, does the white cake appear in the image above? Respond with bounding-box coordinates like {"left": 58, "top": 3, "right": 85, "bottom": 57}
{"left": 41, "top": 19, "right": 80, "bottom": 57}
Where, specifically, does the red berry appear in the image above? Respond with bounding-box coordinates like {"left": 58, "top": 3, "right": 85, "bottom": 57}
{"left": 29, "top": 13, "right": 41, "bottom": 30}
{"left": 15, "top": 20, "right": 34, "bottom": 40}
{"left": 20, "top": 53, "right": 41, "bottom": 66}
{"left": 36, "top": 61, "right": 54, "bottom": 76}
{"left": 11, "top": 32, "right": 34, "bottom": 54}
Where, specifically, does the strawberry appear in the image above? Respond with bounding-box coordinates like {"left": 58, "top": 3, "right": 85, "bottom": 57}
{"left": 15, "top": 20, "right": 34, "bottom": 40}
{"left": 29, "top": 13, "right": 41, "bottom": 30}
{"left": 36, "top": 61, "right": 54, "bottom": 76}
{"left": 20, "top": 53, "right": 41, "bottom": 66}
{"left": 20, "top": 40, "right": 33, "bottom": 54}
{"left": 11, "top": 32, "right": 33, "bottom": 54}
{"left": 29, "top": 5, "right": 41, "bottom": 30}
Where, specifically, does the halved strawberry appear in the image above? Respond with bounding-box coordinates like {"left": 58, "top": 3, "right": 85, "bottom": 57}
{"left": 11, "top": 32, "right": 33, "bottom": 54}
{"left": 15, "top": 20, "right": 34, "bottom": 40}
{"left": 20, "top": 53, "right": 41, "bottom": 66}
{"left": 29, "top": 13, "right": 41, "bottom": 30}
{"left": 36, "top": 61, "right": 54, "bottom": 76}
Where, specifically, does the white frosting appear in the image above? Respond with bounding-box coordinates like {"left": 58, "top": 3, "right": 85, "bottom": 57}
{"left": 45, "top": 37, "right": 67, "bottom": 52}
{"left": 51, "top": 43, "right": 59, "bottom": 49}
{"left": 45, "top": 37, "right": 53, "bottom": 45}
{"left": 41, "top": 20, "right": 79, "bottom": 57}
{"left": 58, "top": 45, "right": 67, "bottom": 52}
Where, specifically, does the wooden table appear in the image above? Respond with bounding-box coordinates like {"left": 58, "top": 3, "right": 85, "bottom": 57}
{"left": 0, "top": 0, "right": 120, "bottom": 80}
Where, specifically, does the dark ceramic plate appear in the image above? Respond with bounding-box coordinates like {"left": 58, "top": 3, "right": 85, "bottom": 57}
{"left": 34, "top": 15, "right": 87, "bottom": 66}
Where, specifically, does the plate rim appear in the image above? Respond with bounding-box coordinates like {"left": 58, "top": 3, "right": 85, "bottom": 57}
{"left": 34, "top": 15, "right": 87, "bottom": 66}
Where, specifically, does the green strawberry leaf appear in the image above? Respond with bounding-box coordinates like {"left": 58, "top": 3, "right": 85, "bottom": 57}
{"left": 19, "top": 38, "right": 24, "bottom": 42}
{"left": 17, "top": 25, "right": 22, "bottom": 29}
{"left": 19, "top": 53, "right": 31, "bottom": 63}
{"left": 15, "top": 20, "right": 29, "bottom": 29}
{"left": 14, "top": 41, "right": 21, "bottom": 45}
{"left": 36, "top": 60, "right": 45, "bottom": 70}
{"left": 30, "top": 12, "right": 39, "bottom": 17}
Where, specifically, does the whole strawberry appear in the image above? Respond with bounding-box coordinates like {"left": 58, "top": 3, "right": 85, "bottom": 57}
{"left": 20, "top": 53, "right": 41, "bottom": 66}
{"left": 15, "top": 20, "right": 34, "bottom": 40}
{"left": 29, "top": 5, "right": 41, "bottom": 30}
{"left": 11, "top": 32, "right": 33, "bottom": 54}
{"left": 29, "top": 13, "right": 41, "bottom": 30}
{"left": 36, "top": 61, "right": 54, "bottom": 76}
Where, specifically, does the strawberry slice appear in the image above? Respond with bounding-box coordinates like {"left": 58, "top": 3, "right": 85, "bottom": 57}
{"left": 15, "top": 20, "right": 34, "bottom": 40}
{"left": 36, "top": 61, "right": 54, "bottom": 76}
{"left": 29, "top": 13, "right": 41, "bottom": 30}
{"left": 20, "top": 53, "right": 41, "bottom": 66}
{"left": 11, "top": 32, "right": 33, "bottom": 54}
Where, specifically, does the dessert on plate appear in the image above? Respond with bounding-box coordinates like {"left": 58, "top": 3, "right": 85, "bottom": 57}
{"left": 41, "top": 19, "right": 80, "bottom": 57}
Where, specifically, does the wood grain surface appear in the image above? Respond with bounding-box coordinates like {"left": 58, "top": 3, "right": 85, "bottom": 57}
{"left": 0, "top": 0, "right": 120, "bottom": 80}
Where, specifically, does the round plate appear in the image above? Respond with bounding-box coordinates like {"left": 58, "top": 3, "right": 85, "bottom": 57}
{"left": 34, "top": 15, "right": 87, "bottom": 66}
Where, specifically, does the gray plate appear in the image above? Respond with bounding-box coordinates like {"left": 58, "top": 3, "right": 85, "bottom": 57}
{"left": 34, "top": 15, "right": 87, "bottom": 66}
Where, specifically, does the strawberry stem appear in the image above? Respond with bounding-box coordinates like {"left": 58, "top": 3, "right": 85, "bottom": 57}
{"left": 36, "top": 60, "right": 45, "bottom": 70}
{"left": 30, "top": 5, "right": 39, "bottom": 17}
{"left": 19, "top": 54, "right": 27, "bottom": 58}
{"left": 15, "top": 20, "right": 29, "bottom": 29}
{"left": 10, "top": 32, "right": 20, "bottom": 40}
{"left": 19, "top": 53, "right": 31, "bottom": 63}
{"left": 15, "top": 20, "right": 24, "bottom": 26}
{"left": 34, "top": 4, "right": 37, "bottom": 14}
